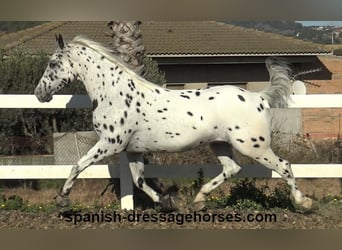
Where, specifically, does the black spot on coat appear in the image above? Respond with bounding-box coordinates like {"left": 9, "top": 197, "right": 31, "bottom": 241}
{"left": 92, "top": 99, "right": 98, "bottom": 111}
{"left": 238, "top": 95, "right": 245, "bottom": 102}
{"left": 180, "top": 95, "right": 190, "bottom": 99}
{"left": 109, "top": 125, "right": 114, "bottom": 132}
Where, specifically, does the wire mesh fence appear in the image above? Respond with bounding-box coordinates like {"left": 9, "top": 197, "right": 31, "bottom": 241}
{"left": 53, "top": 131, "right": 119, "bottom": 165}
{"left": 0, "top": 132, "right": 121, "bottom": 165}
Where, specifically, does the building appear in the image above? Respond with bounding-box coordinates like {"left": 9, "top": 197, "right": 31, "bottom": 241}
{"left": 1, "top": 21, "right": 339, "bottom": 138}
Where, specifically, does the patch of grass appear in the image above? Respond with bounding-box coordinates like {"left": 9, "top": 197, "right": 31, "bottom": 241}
{"left": 0, "top": 155, "right": 54, "bottom": 165}
{"left": 267, "top": 184, "right": 295, "bottom": 210}
{"left": 0, "top": 193, "right": 120, "bottom": 213}
{"left": 0, "top": 194, "right": 24, "bottom": 210}
{"left": 22, "top": 202, "right": 56, "bottom": 213}
{"left": 319, "top": 193, "right": 342, "bottom": 205}
{"left": 38, "top": 180, "right": 65, "bottom": 189}
{"left": 0, "top": 194, "right": 56, "bottom": 212}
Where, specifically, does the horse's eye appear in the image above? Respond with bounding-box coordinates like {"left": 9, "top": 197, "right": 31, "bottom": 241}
{"left": 49, "top": 62, "right": 57, "bottom": 68}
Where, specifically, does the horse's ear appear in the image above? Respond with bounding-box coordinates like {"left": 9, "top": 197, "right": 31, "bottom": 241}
{"left": 55, "top": 33, "right": 64, "bottom": 49}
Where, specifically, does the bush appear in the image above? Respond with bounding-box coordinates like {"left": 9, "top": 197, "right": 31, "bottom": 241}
{"left": 0, "top": 50, "right": 49, "bottom": 94}
{"left": 206, "top": 178, "right": 295, "bottom": 211}
{"left": 142, "top": 56, "right": 166, "bottom": 85}
{"left": 0, "top": 194, "right": 24, "bottom": 210}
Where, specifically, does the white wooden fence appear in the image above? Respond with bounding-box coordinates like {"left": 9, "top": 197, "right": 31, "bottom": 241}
{"left": 1, "top": 94, "right": 342, "bottom": 210}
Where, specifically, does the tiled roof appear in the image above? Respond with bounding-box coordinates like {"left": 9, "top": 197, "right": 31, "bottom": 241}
{"left": 0, "top": 21, "right": 330, "bottom": 56}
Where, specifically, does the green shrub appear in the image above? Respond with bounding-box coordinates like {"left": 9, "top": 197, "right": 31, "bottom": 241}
{"left": 206, "top": 178, "right": 295, "bottom": 211}
{"left": 142, "top": 56, "right": 166, "bottom": 85}
{"left": 0, "top": 194, "right": 24, "bottom": 210}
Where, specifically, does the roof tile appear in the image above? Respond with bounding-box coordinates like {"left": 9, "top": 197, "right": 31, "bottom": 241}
{"left": 0, "top": 21, "right": 330, "bottom": 56}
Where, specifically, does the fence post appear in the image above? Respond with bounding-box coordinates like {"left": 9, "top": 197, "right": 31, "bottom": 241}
{"left": 119, "top": 152, "right": 134, "bottom": 210}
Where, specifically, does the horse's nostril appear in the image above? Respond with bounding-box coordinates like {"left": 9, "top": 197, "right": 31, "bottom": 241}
{"left": 34, "top": 88, "right": 41, "bottom": 97}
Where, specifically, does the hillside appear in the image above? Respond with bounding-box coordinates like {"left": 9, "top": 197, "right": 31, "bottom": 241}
{"left": 227, "top": 21, "right": 342, "bottom": 44}
{"left": 0, "top": 22, "right": 47, "bottom": 33}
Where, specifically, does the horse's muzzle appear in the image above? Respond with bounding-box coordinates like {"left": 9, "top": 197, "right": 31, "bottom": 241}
{"left": 34, "top": 87, "right": 53, "bottom": 103}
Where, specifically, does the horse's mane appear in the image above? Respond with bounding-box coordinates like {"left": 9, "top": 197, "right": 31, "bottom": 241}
{"left": 70, "top": 35, "right": 155, "bottom": 91}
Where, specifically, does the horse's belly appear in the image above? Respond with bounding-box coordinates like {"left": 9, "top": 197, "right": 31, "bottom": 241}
{"left": 126, "top": 130, "right": 216, "bottom": 153}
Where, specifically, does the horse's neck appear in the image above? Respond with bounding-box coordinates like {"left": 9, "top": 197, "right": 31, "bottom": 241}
{"left": 72, "top": 51, "right": 136, "bottom": 102}
{"left": 70, "top": 46, "right": 159, "bottom": 104}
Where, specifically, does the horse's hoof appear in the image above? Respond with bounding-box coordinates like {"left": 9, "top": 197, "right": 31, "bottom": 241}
{"left": 159, "top": 193, "right": 178, "bottom": 212}
{"left": 54, "top": 194, "right": 71, "bottom": 208}
{"left": 193, "top": 201, "right": 206, "bottom": 212}
{"left": 58, "top": 207, "right": 75, "bottom": 219}
{"left": 300, "top": 197, "right": 313, "bottom": 210}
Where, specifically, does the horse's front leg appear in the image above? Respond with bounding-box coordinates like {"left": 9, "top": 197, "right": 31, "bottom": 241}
{"left": 55, "top": 138, "right": 124, "bottom": 208}
{"left": 127, "top": 152, "right": 177, "bottom": 210}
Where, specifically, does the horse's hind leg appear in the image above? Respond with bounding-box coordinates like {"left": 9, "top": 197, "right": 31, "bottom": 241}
{"left": 194, "top": 142, "right": 241, "bottom": 210}
{"left": 252, "top": 147, "right": 312, "bottom": 209}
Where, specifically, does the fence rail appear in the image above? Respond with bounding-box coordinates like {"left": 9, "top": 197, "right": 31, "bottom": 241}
{"left": 1, "top": 164, "right": 342, "bottom": 179}
{"left": 1, "top": 94, "right": 342, "bottom": 210}
{"left": 1, "top": 94, "right": 342, "bottom": 109}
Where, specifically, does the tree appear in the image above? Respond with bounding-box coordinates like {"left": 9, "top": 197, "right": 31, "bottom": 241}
{"left": 107, "top": 21, "right": 146, "bottom": 76}
{"left": 107, "top": 21, "right": 166, "bottom": 85}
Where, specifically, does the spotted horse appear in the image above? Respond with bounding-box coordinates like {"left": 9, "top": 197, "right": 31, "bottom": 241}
{"left": 35, "top": 34, "right": 312, "bottom": 211}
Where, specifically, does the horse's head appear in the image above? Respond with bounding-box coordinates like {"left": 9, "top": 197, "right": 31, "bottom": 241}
{"left": 35, "top": 34, "right": 75, "bottom": 102}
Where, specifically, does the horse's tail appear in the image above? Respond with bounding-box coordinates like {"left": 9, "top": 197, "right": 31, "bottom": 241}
{"left": 260, "top": 57, "right": 293, "bottom": 108}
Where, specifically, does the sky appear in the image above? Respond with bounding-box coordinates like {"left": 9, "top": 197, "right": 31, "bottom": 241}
{"left": 297, "top": 21, "right": 342, "bottom": 26}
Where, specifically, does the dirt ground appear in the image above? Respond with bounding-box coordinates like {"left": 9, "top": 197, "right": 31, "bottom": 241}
{"left": 0, "top": 178, "right": 341, "bottom": 229}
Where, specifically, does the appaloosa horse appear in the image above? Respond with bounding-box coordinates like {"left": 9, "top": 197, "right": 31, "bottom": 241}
{"left": 34, "top": 34, "right": 312, "bottom": 210}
